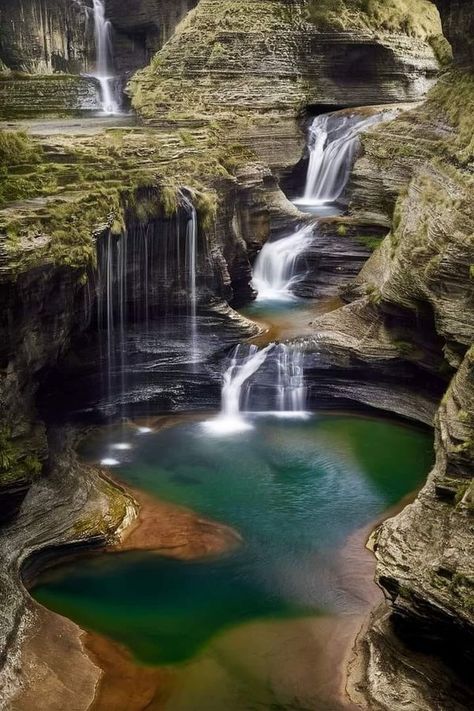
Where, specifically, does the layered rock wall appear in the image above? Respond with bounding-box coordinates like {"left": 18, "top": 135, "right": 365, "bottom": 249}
{"left": 106, "top": 0, "right": 198, "bottom": 74}
{"left": 435, "top": 0, "right": 474, "bottom": 66}
{"left": 130, "top": 0, "right": 442, "bottom": 173}
{"left": 0, "top": 0, "right": 94, "bottom": 74}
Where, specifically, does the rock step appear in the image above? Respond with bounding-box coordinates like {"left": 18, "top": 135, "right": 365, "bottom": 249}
{"left": 0, "top": 76, "right": 101, "bottom": 120}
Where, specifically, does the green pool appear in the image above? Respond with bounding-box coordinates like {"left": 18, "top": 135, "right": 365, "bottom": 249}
{"left": 33, "top": 414, "right": 433, "bottom": 674}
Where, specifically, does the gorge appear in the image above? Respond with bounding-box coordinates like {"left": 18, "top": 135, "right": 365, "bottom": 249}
{"left": 0, "top": 1, "right": 473, "bottom": 710}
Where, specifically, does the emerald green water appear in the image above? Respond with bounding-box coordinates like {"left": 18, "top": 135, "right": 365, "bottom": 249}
{"left": 33, "top": 415, "right": 433, "bottom": 670}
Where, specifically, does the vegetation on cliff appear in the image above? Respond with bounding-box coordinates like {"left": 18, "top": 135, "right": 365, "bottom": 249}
{"left": 0, "top": 126, "right": 251, "bottom": 271}
{"left": 129, "top": 0, "right": 441, "bottom": 125}
{"left": 0, "top": 426, "right": 42, "bottom": 486}
{"left": 307, "top": 0, "right": 443, "bottom": 39}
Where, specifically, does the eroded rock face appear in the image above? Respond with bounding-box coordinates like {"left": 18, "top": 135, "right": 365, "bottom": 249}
{"left": 298, "top": 2, "right": 474, "bottom": 706}
{"left": 130, "top": 0, "right": 441, "bottom": 172}
{"left": 350, "top": 348, "right": 474, "bottom": 711}
{"left": 0, "top": 75, "right": 101, "bottom": 119}
{"left": 0, "top": 0, "right": 94, "bottom": 74}
{"left": 435, "top": 0, "right": 474, "bottom": 66}
{"left": 0, "top": 263, "right": 92, "bottom": 521}
{"left": 106, "top": 0, "right": 199, "bottom": 74}
{"left": 0, "top": 432, "right": 134, "bottom": 710}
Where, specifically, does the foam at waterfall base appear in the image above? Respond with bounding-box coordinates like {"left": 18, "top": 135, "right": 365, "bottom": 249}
{"left": 202, "top": 410, "right": 311, "bottom": 437}
{"left": 202, "top": 413, "right": 254, "bottom": 436}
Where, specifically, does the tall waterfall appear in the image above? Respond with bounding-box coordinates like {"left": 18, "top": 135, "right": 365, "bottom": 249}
{"left": 96, "top": 195, "right": 200, "bottom": 414}
{"left": 180, "top": 192, "right": 198, "bottom": 360}
{"left": 252, "top": 224, "right": 313, "bottom": 302}
{"left": 204, "top": 343, "right": 307, "bottom": 435}
{"left": 296, "top": 112, "right": 387, "bottom": 207}
{"left": 91, "top": 0, "right": 120, "bottom": 114}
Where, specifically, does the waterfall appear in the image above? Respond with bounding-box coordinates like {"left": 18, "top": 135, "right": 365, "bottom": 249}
{"left": 222, "top": 345, "right": 274, "bottom": 419}
{"left": 296, "top": 112, "right": 388, "bottom": 207}
{"left": 91, "top": 0, "right": 120, "bottom": 114}
{"left": 204, "top": 343, "right": 307, "bottom": 435}
{"left": 252, "top": 111, "right": 392, "bottom": 302}
{"left": 204, "top": 344, "right": 274, "bottom": 434}
{"left": 275, "top": 344, "right": 307, "bottom": 413}
{"left": 96, "top": 196, "right": 201, "bottom": 414}
{"left": 180, "top": 192, "right": 198, "bottom": 361}
{"left": 252, "top": 224, "right": 314, "bottom": 302}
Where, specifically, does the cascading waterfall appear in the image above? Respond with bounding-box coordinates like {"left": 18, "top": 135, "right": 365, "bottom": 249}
{"left": 204, "top": 344, "right": 274, "bottom": 434}
{"left": 91, "top": 0, "right": 120, "bottom": 114}
{"left": 252, "top": 110, "right": 391, "bottom": 303}
{"left": 252, "top": 224, "right": 314, "bottom": 302}
{"left": 296, "top": 111, "right": 389, "bottom": 207}
{"left": 204, "top": 343, "right": 307, "bottom": 434}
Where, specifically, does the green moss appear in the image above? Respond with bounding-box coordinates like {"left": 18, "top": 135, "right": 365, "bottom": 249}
{"left": 0, "top": 130, "right": 41, "bottom": 165}
{"left": 427, "top": 70, "right": 474, "bottom": 165}
{"left": 0, "top": 426, "right": 42, "bottom": 487}
{"left": 306, "top": 0, "right": 444, "bottom": 42}
{"left": 218, "top": 143, "right": 258, "bottom": 174}
{"left": 178, "top": 129, "right": 198, "bottom": 148}
{"left": 356, "top": 234, "right": 383, "bottom": 251}
{"left": 366, "top": 284, "right": 383, "bottom": 304}
{"left": 194, "top": 189, "right": 218, "bottom": 231}
{"left": 72, "top": 475, "right": 129, "bottom": 539}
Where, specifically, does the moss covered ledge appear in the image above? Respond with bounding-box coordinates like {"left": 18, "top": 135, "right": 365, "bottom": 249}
{"left": 0, "top": 124, "right": 259, "bottom": 275}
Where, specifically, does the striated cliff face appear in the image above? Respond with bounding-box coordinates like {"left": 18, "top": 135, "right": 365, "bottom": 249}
{"left": 290, "top": 1, "right": 474, "bottom": 707}
{"left": 0, "top": 260, "right": 93, "bottom": 521}
{"left": 129, "top": 0, "right": 443, "bottom": 170}
{"left": 0, "top": 0, "right": 95, "bottom": 74}
{"left": 105, "top": 0, "right": 199, "bottom": 74}
{"left": 0, "top": 0, "right": 199, "bottom": 76}
{"left": 0, "top": 0, "right": 199, "bottom": 118}
{"left": 435, "top": 0, "right": 474, "bottom": 66}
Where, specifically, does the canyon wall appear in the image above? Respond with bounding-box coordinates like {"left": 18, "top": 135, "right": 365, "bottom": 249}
{"left": 105, "top": 0, "right": 198, "bottom": 74}
{"left": 130, "top": 0, "right": 443, "bottom": 170}
{"left": 297, "top": 1, "right": 473, "bottom": 707}
{"left": 0, "top": 1, "right": 472, "bottom": 708}
{"left": 0, "top": 0, "right": 198, "bottom": 117}
{"left": 0, "top": 0, "right": 94, "bottom": 74}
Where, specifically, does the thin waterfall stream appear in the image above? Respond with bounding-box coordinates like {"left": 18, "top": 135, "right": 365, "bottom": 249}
{"left": 96, "top": 194, "right": 200, "bottom": 417}
{"left": 90, "top": 0, "right": 120, "bottom": 114}
{"left": 180, "top": 191, "right": 199, "bottom": 363}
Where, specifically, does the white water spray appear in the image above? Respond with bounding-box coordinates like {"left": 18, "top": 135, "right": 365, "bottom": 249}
{"left": 91, "top": 0, "right": 120, "bottom": 114}
{"left": 252, "top": 224, "right": 314, "bottom": 302}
